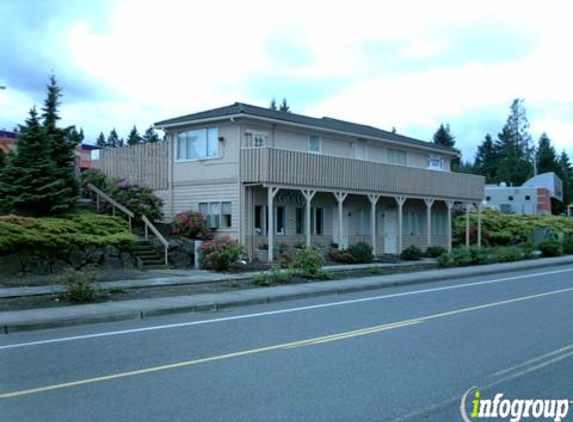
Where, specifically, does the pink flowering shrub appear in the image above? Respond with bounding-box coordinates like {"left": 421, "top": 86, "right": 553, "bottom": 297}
{"left": 172, "top": 210, "right": 210, "bottom": 239}
{"left": 199, "top": 236, "right": 246, "bottom": 272}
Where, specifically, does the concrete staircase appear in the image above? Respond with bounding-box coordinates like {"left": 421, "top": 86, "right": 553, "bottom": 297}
{"left": 132, "top": 240, "right": 168, "bottom": 270}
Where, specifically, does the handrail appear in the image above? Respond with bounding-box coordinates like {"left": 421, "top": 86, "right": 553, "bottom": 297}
{"left": 87, "top": 183, "right": 134, "bottom": 230}
{"left": 86, "top": 183, "right": 169, "bottom": 266}
{"left": 142, "top": 215, "right": 169, "bottom": 266}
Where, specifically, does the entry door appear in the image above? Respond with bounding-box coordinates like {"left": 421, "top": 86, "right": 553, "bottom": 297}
{"left": 384, "top": 209, "right": 398, "bottom": 253}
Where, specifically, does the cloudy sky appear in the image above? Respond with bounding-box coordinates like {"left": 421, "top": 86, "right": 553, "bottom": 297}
{"left": 1, "top": 0, "right": 571, "bottom": 160}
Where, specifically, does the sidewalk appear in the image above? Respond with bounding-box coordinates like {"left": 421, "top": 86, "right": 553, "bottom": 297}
{"left": 0, "top": 260, "right": 436, "bottom": 299}
{"left": 1, "top": 256, "right": 573, "bottom": 333}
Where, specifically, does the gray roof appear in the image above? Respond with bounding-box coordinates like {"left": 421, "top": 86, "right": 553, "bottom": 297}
{"left": 155, "top": 102, "right": 458, "bottom": 154}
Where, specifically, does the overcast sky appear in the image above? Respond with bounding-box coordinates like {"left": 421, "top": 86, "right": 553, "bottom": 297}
{"left": 1, "top": 0, "right": 571, "bottom": 161}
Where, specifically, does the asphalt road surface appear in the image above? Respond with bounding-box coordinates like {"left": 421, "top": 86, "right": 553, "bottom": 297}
{"left": 1, "top": 266, "right": 573, "bottom": 421}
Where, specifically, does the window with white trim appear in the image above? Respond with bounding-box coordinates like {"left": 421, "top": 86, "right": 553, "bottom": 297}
{"left": 252, "top": 132, "right": 267, "bottom": 148}
{"left": 403, "top": 211, "right": 422, "bottom": 235}
{"left": 199, "top": 201, "right": 232, "bottom": 229}
{"left": 356, "top": 209, "right": 371, "bottom": 235}
{"left": 295, "top": 207, "right": 304, "bottom": 234}
{"left": 309, "top": 135, "right": 321, "bottom": 153}
{"left": 254, "top": 205, "right": 268, "bottom": 235}
{"left": 387, "top": 148, "right": 407, "bottom": 165}
{"left": 176, "top": 128, "right": 219, "bottom": 161}
{"left": 311, "top": 207, "right": 324, "bottom": 235}
{"left": 427, "top": 154, "right": 444, "bottom": 170}
{"left": 275, "top": 206, "right": 285, "bottom": 235}
{"left": 431, "top": 212, "right": 446, "bottom": 235}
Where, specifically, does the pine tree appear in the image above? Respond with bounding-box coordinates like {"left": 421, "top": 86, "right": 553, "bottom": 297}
{"left": 142, "top": 126, "right": 160, "bottom": 143}
{"left": 535, "top": 133, "right": 559, "bottom": 175}
{"left": 0, "top": 108, "right": 70, "bottom": 215}
{"left": 107, "top": 128, "right": 121, "bottom": 148}
{"left": 96, "top": 132, "right": 107, "bottom": 148}
{"left": 493, "top": 99, "right": 533, "bottom": 186}
{"left": 269, "top": 98, "right": 278, "bottom": 111}
{"left": 474, "top": 134, "right": 498, "bottom": 183}
{"left": 432, "top": 124, "right": 456, "bottom": 148}
{"left": 126, "top": 125, "right": 141, "bottom": 146}
{"left": 279, "top": 98, "right": 290, "bottom": 112}
{"left": 557, "top": 151, "right": 573, "bottom": 212}
{"left": 0, "top": 149, "right": 5, "bottom": 173}
{"left": 41, "top": 75, "right": 79, "bottom": 211}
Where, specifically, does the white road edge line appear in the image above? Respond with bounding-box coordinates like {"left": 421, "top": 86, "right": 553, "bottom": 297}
{"left": 1, "top": 267, "right": 572, "bottom": 351}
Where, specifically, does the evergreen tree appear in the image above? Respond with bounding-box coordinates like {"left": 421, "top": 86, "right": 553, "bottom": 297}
{"left": 535, "top": 133, "right": 559, "bottom": 175}
{"left": 557, "top": 151, "right": 573, "bottom": 213}
{"left": 432, "top": 124, "right": 456, "bottom": 148}
{"left": 474, "top": 134, "right": 498, "bottom": 183}
{"left": 493, "top": 99, "right": 533, "bottom": 186}
{"left": 0, "top": 149, "right": 5, "bottom": 173}
{"left": 126, "top": 125, "right": 142, "bottom": 146}
{"left": 107, "top": 128, "right": 121, "bottom": 148}
{"left": 269, "top": 98, "right": 278, "bottom": 111}
{"left": 41, "top": 75, "right": 79, "bottom": 211}
{"left": 279, "top": 98, "right": 290, "bottom": 112}
{"left": 142, "top": 126, "right": 160, "bottom": 143}
{"left": 96, "top": 132, "right": 107, "bottom": 148}
{"left": 0, "top": 108, "right": 70, "bottom": 215}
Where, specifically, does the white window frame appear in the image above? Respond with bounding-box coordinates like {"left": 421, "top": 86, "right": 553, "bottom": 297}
{"left": 275, "top": 206, "right": 286, "bottom": 235}
{"left": 309, "top": 135, "right": 321, "bottom": 154}
{"left": 175, "top": 127, "right": 219, "bottom": 162}
{"left": 427, "top": 154, "right": 444, "bottom": 171}
{"left": 252, "top": 131, "right": 268, "bottom": 148}
{"left": 311, "top": 207, "right": 324, "bottom": 235}
{"left": 403, "top": 211, "right": 422, "bottom": 236}
{"left": 198, "top": 201, "right": 232, "bottom": 229}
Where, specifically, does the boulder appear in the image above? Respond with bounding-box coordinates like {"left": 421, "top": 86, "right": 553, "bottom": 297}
{"left": 169, "top": 251, "right": 192, "bottom": 267}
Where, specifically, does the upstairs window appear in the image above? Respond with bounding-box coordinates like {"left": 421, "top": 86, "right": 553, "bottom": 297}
{"left": 427, "top": 154, "right": 444, "bottom": 170}
{"left": 252, "top": 132, "right": 267, "bottom": 148}
{"left": 387, "top": 148, "right": 407, "bottom": 165}
{"left": 176, "top": 128, "right": 219, "bottom": 161}
{"left": 309, "top": 135, "right": 321, "bottom": 153}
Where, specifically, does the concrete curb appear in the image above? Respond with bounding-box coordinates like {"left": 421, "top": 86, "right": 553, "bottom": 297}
{"left": 2, "top": 256, "right": 573, "bottom": 334}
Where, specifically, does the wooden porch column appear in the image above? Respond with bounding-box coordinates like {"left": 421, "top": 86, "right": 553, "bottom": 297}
{"left": 334, "top": 192, "right": 348, "bottom": 250}
{"left": 465, "top": 202, "right": 471, "bottom": 249}
{"left": 368, "top": 194, "right": 380, "bottom": 256}
{"left": 477, "top": 202, "right": 482, "bottom": 249}
{"left": 446, "top": 200, "right": 454, "bottom": 253}
{"left": 301, "top": 189, "right": 317, "bottom": 248}
{"left": 424, "top": 198, "right": 435, "bottom": 249}
{"left": 395, "top": 196, "right": 406, "bottom": 254}
{"left": 267, "top": 187, "right": 279, "bottom": 263}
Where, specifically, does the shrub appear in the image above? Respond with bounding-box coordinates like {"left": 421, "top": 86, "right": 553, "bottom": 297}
{"left": 270, "top": 265, "right": 295, "bottom": 283}
{"left": 425, "top": 246, "right": 447, "bottom": 258}
{"left": 536, "top": 238, "right": 563, "bottom": 257}
{"left": 294, "top": 247, "right": 324, "bottom": 278}
{"left": 199, "top": 236, "right": 246, "bottom": 272}
{"left": 491, "top": 246, "right": 525, "bottom": 263}
{"left": 452, "top": 247, "right": 472, "bottom": 266}
{"left": 172, "top": 210, "right": 210, "bottom": 239}
{"left": 469, "top": 246, "right": 488, "bottom": 265}
{"left": 277, "top": 244, "right": 296, "bottom": 268}
{"left": 252, "top": 273, "right": 272, "bottom": 286}
{"left": 562, "top": 234, "right": 573, "bottom": 255}
{"left": 111, "top": 180, "right": 163, "bottom": 222}
{"left": 81, "top": 168, "right": 109, "bottom": 195}
{"left": 437, "top": 252, "right": 451, "bottom": 267}
{"left": 400, "top": 245, "right": 423, "bottom": 261}
{"left": 368, "top": 266, "right": 382, "bottom": 274}
{"left": 326, "top": 248, "right": 356, "bottom": 264}
{"left": 58, "top": 270, "right": 99, "bottom": 302}
{"left": 346, "top": 242, "right": 374, "bottom": 263}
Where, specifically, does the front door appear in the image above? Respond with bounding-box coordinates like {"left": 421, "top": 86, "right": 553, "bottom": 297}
{"left": 384, "top": 209, "right": 398, "bottom": 253}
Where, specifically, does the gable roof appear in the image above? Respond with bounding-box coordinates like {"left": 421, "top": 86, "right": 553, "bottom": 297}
{"left": 155, "top": 102, "right": 459, "bottom": 155}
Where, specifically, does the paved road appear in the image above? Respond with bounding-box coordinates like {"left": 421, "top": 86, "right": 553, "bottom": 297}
{"left": 1, "top": 266, "right": 573, "bottom": 421}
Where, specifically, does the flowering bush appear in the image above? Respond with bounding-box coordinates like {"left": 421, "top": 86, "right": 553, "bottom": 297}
{"left": 172, "top": 210, "right": 210, "bottom": 239}
{"left": 199, "top": 236, "right": 245, "bottom": 272}
{"left": 111, "top": 180, "right": 163, "bottom": 222}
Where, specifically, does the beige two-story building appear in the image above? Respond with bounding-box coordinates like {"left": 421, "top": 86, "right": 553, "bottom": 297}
{"left": 94, "top": 103, "right": 485, "bottom": 262}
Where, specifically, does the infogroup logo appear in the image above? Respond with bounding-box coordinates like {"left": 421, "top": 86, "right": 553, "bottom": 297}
{"left": 460, "top": 387, "right": 571, "bottom": 422}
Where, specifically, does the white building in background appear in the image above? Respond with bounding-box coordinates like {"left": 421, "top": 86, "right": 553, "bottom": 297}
{"left": 484, "top": 172, "right": 563, "bottom": 215}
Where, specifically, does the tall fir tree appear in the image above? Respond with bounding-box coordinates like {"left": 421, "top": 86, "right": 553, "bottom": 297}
{"left": 96, "top": 132, "right": 107, "bottom": 148}
{"left": 474, "top": 134, "right": 498, "bottom": 183}
{"left": 41, "top": 75, "right": 79, "bottom": 211}
{"left": 557, "top": 151, "right": 573, "bottom": 214}
{"left": 493, "top": 99, "right": 533, "bottom": 186}
{"left": 269, "top": 98, "right": 278, "bottom": 111}
{"left": 432, "top": 124, "right": 456, "bottom": 148}
{"left": 0, "top": 108, "right": 70, "bottom": 215}
{"left": 126, "top": 125, "right": 142, "bottom": 146}
{"left": 142, "top": 126, "right": 160, "bottom": 143}
{"left": 107, "top": 128, "right": 121, "bottom": 148}
{"left": 279, "top": 98, "right": 290, "bottom": 112}
{"left": 535, "top": 133, "right": 559, "bottom": 175}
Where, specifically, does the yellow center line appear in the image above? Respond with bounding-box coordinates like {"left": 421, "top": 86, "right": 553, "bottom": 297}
{"left": 2, "top": 285, "right": 573, "bottom": 399}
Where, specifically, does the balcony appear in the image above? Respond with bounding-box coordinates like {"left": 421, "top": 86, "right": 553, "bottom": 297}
{"left": 240, "top": 147, "right": 484, "bottom": 201}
